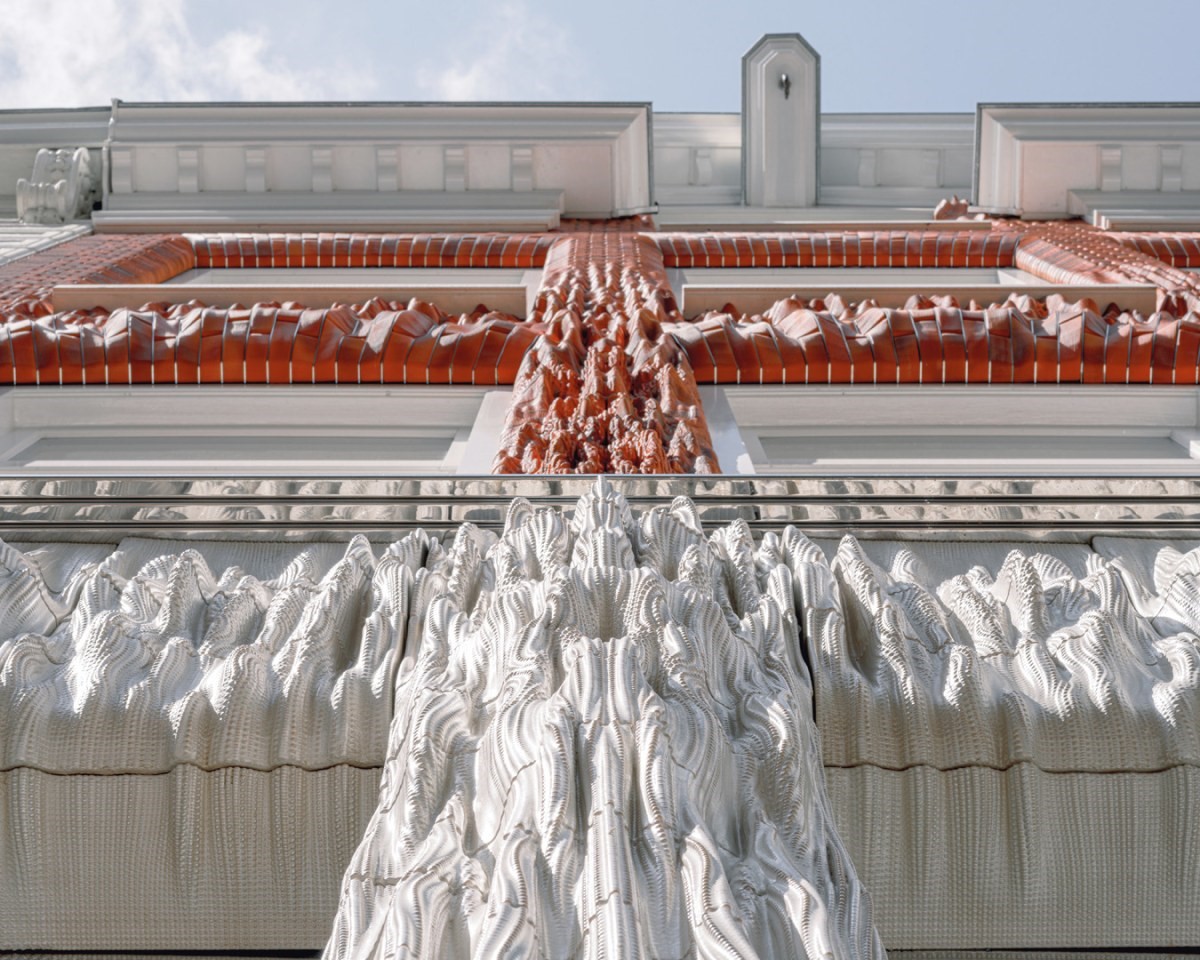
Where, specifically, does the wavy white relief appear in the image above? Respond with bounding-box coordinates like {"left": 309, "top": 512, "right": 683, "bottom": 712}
{"left": 0, "top": 534, "right": 438, "bottom": 772}
{"left": 326, "top": 482, "right": 884, "bottom": 960}
{"left": 802, "top": 535, "right": 1200, "bottom": 950}
{"left": 0, "top": 534, "right": 439, "bottom": 950}
{"left": 799, "top": 537, "right": 1200, "bottom": 771}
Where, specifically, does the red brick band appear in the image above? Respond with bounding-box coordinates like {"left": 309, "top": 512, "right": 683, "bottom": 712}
{"left": 0, "top": 299, "right": 534, "bottom": 386}
{"left": 673, "top": 294, "right": 1200, "bottom": 385}
{"left": 654, "top": 231, "right": 1019, "bottom": 269}
{"left": 187, "top": 233, "right": 556, "bottom": 269}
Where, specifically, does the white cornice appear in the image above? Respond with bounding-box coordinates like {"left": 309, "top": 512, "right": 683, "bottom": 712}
{"left": 97, "top": 101, "right": 653, "bottom": 230}
{"left": 821, "top": 113, "right": 973, "bottom": 149}
{"left": 1069, "top": 189, "right": 1200, "bottom": 230}
{"left": 976, "top": 103, "right": 1200, "bottom": 218}
{"left": 653, "top": 111, "right": 974, "bottom": 216}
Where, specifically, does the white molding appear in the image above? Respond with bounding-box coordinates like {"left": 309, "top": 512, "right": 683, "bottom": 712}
{"left": 820, "top": 112, "right": 972, "bottom": 210}
{"left": 976, "top": 103, "right": 1200, "bottom": 217}
{"left": 818, "top": 185, "right": 957, "bottom": 207}
{"left": 821, "top": 112, "right": 974, "bottom": 150}
{"left": 652, "top": 205, "right": 989, "bottom": 230}
{"left": 652, "top": 112, "right": 742, "bottom": 208}
{"left": 0, "top": 220, "right": 90, "bottom": 267}
{"left": 726, "top": 384, "right": 1200, "bottom": 475}
{"left": 53, "top": 272, "right": 532, "bottom": 316}
{"left": 0, "top": 385, "right": 494, "bottom": 476}
{"left": 91, "top": 189, "right": 567, "bottom": 232}
{"left": 1068, "top": 188, "right": 1200, "bottom": 230}
{"left": 679, "top": 272, "right": 1157, "bottom": 315}
{"left": 96, "top": 101, "right": 653, "bottom": 229}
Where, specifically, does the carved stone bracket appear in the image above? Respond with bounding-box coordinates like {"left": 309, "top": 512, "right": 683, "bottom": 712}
{"left": 16, "top": 146, "right": 98, "bottom": 224}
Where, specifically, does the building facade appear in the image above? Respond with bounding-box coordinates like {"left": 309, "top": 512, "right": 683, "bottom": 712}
{"left": 2, "top": 34, "right": 1200, "bottom": 958}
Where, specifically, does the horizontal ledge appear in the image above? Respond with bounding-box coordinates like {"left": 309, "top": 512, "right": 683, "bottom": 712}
{"left": 51, "top": 283, "right": 529, "bottom": 315}
{"left": 651, "top": 207, "right": 993, "bottom": 231}
{"left": 91, "top": 210, "right": 563, "bottom": 233}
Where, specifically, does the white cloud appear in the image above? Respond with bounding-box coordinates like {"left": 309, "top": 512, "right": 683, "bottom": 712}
{"left": 418, "top": 2, "right": 583, "bottom": 101}
{"left": 0, "top": 0, "right": 377, "bottom": 107}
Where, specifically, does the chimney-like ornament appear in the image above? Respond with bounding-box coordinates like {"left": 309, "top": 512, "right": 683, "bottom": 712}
{"left": 743, "top": 34, "right": 820, "bottom": 207}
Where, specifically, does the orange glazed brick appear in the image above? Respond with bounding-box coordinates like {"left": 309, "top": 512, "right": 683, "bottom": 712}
{"left": 1033, "top": 322, "right": 1059, "bottom": 384}
{"left": 815, "top": 314, "right": 852, "bottom": 383}
{"left": 724, "top": 323, "right": 761, "bottom": 384}
{"left": 750, "top": 326, "right": 784, "bottom": 384}
{"left": 1148, "top": 319, "right": 1179, "bottom": 384}
{"left": 1176, "top": 320, "right": 1200, "bottom": 384}
{"left": 1127, "top": 322, "right": 1156, "bottom": 383}
{"left": 1080, "top": 314, "right": 1108, "bottom": 384}
{"left": 958, "top": 315, "right": 989, "bottom": 383}
{"left": 472, "top": 323, "right": 511, "bottom": 385}
{"left": 937, "top": 309, "right": 968, "bottom": 382}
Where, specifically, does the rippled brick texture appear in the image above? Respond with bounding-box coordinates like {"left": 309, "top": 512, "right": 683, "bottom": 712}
{"left": 0, "top": 234, "right": 194, "bottom": 314}
{"left": 494, "top": 229, "right": 720, "bottom": 474}
{"left": 0, "top": 298, "right": 534, "bottom": 386}
{"left": 0, "top": 233, "right": 534, "bottom": 386}
{"left": 655, "top": 230, "right": 1019, "bottom": 268}
{"left": 1012, "top": 222, "right": 1200, "bottom": 293}
{"left": 188, "top": 232, "right": 555, "bottom": 269}
{"left": 673, "top": 292, "right": 1200, "bottom": 385}
{"left": 1115, "top": 232, "right": 1200, "bottom": 270}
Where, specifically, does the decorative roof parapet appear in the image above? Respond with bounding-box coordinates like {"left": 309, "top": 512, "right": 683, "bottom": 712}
{"left": 94, "top": 101, "right": 654, "bottom": 232}
{"left": 742, "top": 34, "right": 820, "bottom": 207}
{"left": 975, "top": 103, "right": 1200, "bottom": 224}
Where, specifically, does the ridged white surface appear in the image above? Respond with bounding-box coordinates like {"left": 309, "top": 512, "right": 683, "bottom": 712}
{"left": 0, "top": 534, "right": 442, "bottom": 950}
{"left": 0, "top": 535, "right": 434, "bottom": 772}
{"left": 803, "top": 537, "right": 1200, "bottom": 771}
{"left": 827, "top": 764, "right": 1200, "bottom": 949}
{"left": 803, "top": 535, "right": 1200, "bottom": 949}
{"left": 0, "top": 765, "right": 381, "bottom": 950}
{"left": 326, "top": 482, "right": 884, "bottom": 960}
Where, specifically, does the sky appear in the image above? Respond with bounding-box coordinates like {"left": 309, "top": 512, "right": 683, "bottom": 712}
{"left": 0, "top": 0, "right": 1196, "bottom": 114}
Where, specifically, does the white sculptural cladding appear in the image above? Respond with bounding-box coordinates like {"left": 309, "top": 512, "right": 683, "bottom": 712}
{"left": 324, "top": 482, "right": 885, "bottom": 959}
{"left": 0, "top": 487, "right": 883, "bottom": 956}
{"left": 16, "top": 146, "right": 98, "bottom": 224}
{"left": 0, "top": 535, "right": 425, "bottom": 949}
{"left": 803, "top": 536, "right": 1200, "bottom": 949}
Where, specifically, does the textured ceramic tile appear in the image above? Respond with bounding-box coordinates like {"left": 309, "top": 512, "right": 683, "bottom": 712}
{"left": 324, "top": 483, "right": 883, "bottom": 959}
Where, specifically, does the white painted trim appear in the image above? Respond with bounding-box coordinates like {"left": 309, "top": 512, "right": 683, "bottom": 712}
{"left": 742, "top": 35, "right": 820, "bottom": 207}
{"left": 457, "top": 390, "right": 516, "bottom": 474}
{"left": 98, "top": 101, "right": 653, "bottom": 228}
{"left": 51, "top": 266, "right": 545, "bottom": 317}
{"left": 0, "top": 220, "right": 90, "bottom": 267}
{"left": 820, "top": 112, "right": 974, "bottom": 150}
{"left": 53, "top": 282, "right": 530, "bottom": 316}
{"left": 1069, "top": 189, "right": 1200, "bottom": 230}
{"left": 0, "top": 385, "right": 496, "bottom": 476}
{"left": 976, "top": 103, "right": 1200, "bottom": 217}
{"left": 726, "top": 384, "right": 1200, "bottom": 475}
{"left": 652, "top": 206, "right": 991, "bottom": 230}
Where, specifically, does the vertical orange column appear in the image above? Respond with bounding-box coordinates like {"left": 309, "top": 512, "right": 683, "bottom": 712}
{"left": 493, "top": 224, "right": 721, "bottom": 474}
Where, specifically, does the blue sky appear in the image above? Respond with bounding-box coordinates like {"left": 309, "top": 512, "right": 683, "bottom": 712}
{"left": 2, "top": 0, "right": 1196, "bottom": 113}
